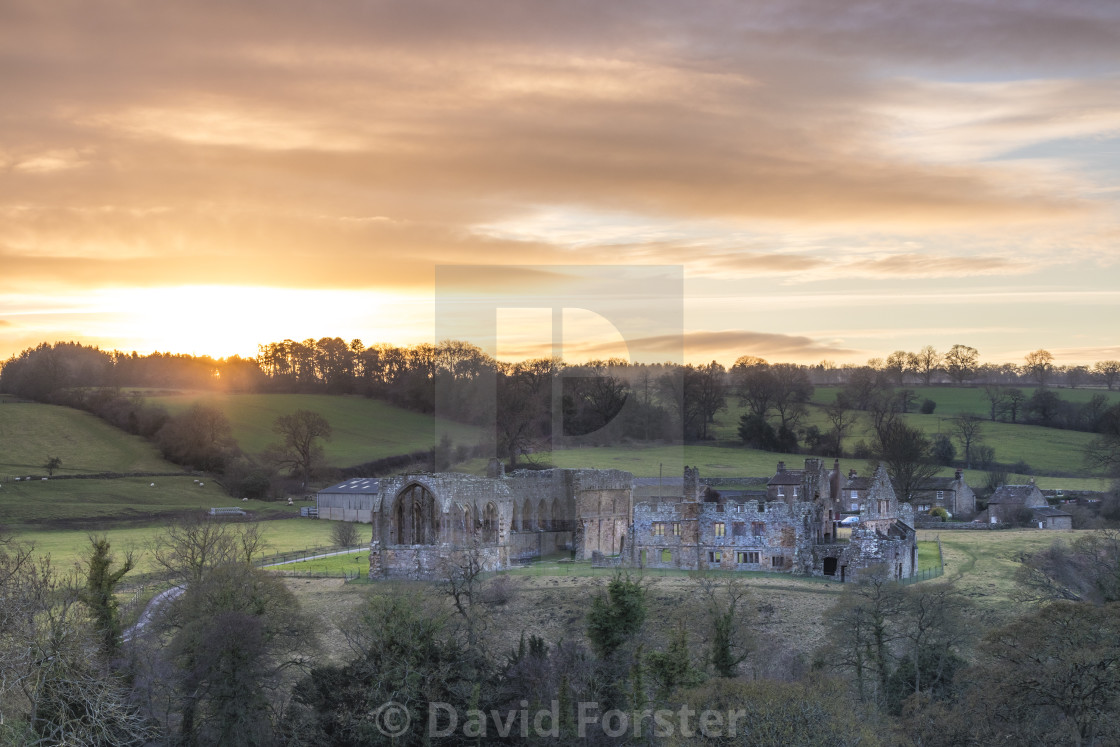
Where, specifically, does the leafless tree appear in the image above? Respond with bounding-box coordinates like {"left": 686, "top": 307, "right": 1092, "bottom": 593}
{"left": 1016, "top": 530, "right": 1120, "bottom": 605}
{"left": 951, "top": 414, "right": 984, "bottom": 469}
{"left": 1, "top": 533, "right": 155, "bottom": 744}
{"left": 693, "top": 574, "right": 755, "bottom": 678}
{"left": 151, "top": 517, "right": 266, "bottom": 584}
{"left": 824, "top": 400, "right": 859, "bottom": 457}
{"left": 264, "top": 409, "right": 332, "bottom": 485}
{"left": 330, "top": 521, "right": 359, "bottom": 547}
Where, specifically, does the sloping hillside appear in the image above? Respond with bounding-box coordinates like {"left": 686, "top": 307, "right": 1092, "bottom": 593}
{"left": 146, "top": 392, "right": 482, "bottom": 466}
{"left": 0, "top": 397, "right": 176, "bottom": 476}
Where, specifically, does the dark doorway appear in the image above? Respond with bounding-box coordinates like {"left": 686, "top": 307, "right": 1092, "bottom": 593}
{"left": 823, "top": 557, "right": 838, "bottom": 576}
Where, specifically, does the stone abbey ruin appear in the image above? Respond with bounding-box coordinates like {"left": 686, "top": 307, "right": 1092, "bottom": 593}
{"left": 331, "top": 458, "right": 919, "bottom": 582}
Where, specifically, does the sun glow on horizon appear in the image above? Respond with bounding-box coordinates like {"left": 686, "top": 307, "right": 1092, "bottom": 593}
{"left": 0, "top": 285, "right": 434, "bottom": 360}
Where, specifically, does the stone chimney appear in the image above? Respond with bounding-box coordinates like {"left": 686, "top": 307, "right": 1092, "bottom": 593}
{"left": 684, "top": 466, "right": 701, "bottom": 501}
{"left": 954, "top": 469, "right": 962, "bottom": 480}
{"left": 776, "top": 461, "right": 786, "bottom": 473}
{"left": 848, "top": 469, "right": 858, "bottom": 479}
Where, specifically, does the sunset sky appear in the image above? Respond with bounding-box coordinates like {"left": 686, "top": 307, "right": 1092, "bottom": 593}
{"left": 3, "top": 1, "right": 1119, "bottom": 365}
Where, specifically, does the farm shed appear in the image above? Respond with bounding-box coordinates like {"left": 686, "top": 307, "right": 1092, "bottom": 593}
{"left": 316, "top": 478, "right": 379, "bottom": 523}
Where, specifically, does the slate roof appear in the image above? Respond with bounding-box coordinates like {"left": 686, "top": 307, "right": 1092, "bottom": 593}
{"left": 843, "top": 477, "right": 873, "bottom": 491}
{"left": 988, "top": 485, "right": 1043, "bottom": 504}
{"left": 768, "top": 471, "right": 805, "bottom": 486}
{"left": 916, "top": 477, "right": 958, "bottom": 490}
{"left": 1031, "top": 506, "right": 1072, "bottom": 518}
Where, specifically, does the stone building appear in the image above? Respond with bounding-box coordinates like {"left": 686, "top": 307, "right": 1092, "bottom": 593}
{"left": 978, "top": 481, "right": 1071, "bottom": 529}
{"left": 365, "top": 459, "right": 917, "bottom": 582}
{"left": 627, "top": 460, "right": 917, "bottom": 582}
{"left": 983, "top": 482, "right": 1047, "bottom": 524}
{"left": 911, "top": 470, "right": 976, "bottom": 518}
{"left": 367, "top": 462, "right": 631, "bottom": 579}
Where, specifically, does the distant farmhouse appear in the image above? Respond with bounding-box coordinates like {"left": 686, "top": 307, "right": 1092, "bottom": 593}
{"left": 977, "top": 481, "right": 1073, "bottom": 530}
{"left": 316, "top": 458, "right": 919, "bottom": 582}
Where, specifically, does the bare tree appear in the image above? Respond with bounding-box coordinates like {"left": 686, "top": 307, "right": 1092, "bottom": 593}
{"left": 823, "top": 400, "right": 859, "bottom": 458}
{"left": 871, "top": 421, "right": 940, "bottom": 502}
{"left": 944, "top": 344, "right": 980, "bottom": 385}
{"left": 1, "top": 534, "right": 154, "bottom": 744}
{"left": 1023, "top": 349, "right": 1055, "bottom": 387}
{"left": 265, "top": 409, "right": 332, "bottom": 485}
{"left": 951, "top": 414, "right": 984, "bottom": 469}
{"left": 1016, "top": 530, "right": 1120, "bottom": 605}
{"left": 1086, "top": 405, "right": 1120, "bottom": 477}
{"left": 439, "top": 541, "right": 491, "bottom": 653}
{"left": 981, "top": 384, "right": 1009, "bottom": 421}
{"left": 42, "top": 455, "right": 62, "bottom": 476}
{"left": 330, "top": 521, "right": 359, "bottom": 547}
{"left": 1093, "top": 360, "right": 1120, "bottom": 391}
{"left": 911, "top": 346, "right": 941, "bottom": 386}
{"left": 151, "top": 517, "right": 264, "bottom": 584}
{"left": 823, "top": 567, "right": 906, "bottom": 706}
{"left": 693, "top": 575, "right": 754, "bottom": 678}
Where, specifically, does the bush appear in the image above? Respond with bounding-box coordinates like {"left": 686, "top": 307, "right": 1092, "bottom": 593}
{"left": 330, "top": 522, "right": 360, "bottom": 547}
{"left": 479, "top": 574, "right": 519, "bottom": 606}
{"left": 920, "top": 399, "right": 936, "bottom": 414}
{"left": 929, "top": 506, "right": 949, "bottom": 520}
{"left": 931, "top": 434, "right": 956, "bottom": 466}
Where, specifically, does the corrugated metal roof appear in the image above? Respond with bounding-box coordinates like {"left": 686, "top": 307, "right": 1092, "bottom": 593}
{"left": 318, "top": 478, "right": 381, "bottom": 495}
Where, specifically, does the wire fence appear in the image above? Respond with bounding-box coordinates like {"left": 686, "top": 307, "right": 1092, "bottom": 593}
{"left": 253, "top": 545, "right": 361, "bottom": 566}
{"left": 897, "top": 537, "right": 945, "bottom": 586}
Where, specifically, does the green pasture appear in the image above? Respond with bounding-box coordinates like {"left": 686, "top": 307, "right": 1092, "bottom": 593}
{"left": 146, "top": 393, "right": 482, "bottom": 466}
{"left": 265, "top": 548, "right": 369, "bottom": 576}
{"left": 9, "top": 518, "right": 338, "bottom": 577}
{"left": 459, "top": 444, "right": 1108, "bottom": 491}
{"left": 811, "top": 385, "right": 1120, "bottom": 414}
{"left": 0, "top": 474, "right": 316, "bottom": 529}
{"left": 706, "top": 390, "right": 1109, "bottom": 480}
{"left": 0, "top": 399, "right": 175, "bottom": 477}
{"left": 917, "top": 527, "right": 1074, "bottom": 614}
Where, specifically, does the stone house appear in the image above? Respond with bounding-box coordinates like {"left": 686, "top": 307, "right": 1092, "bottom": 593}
{"left": 910, "top": 470, "right": 977, "bottom": 518}
{"left": 982, "top": 482, "right": 1047, "bottom": 524}
{"left": 841, "top": 469, "right": 873, "bottom": 514}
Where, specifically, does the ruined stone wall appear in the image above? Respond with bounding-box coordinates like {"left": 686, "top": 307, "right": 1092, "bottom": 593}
{"left": 373, "top": 545, "right": 508, "bottom": 580}
{"left": 631, "top": 499, "right": 813, "bottom": 572}
{"left": 508, "top": 530, "right": 574, "bottom": 560}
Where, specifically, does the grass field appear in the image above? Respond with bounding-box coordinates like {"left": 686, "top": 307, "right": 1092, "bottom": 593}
{"left": 0, "top": 474, "right": 319, "bottom": 529}
{"left": 702, "top": 389, "right": 1111, "bottom": 482}
{"left": 0, "top": 399, "right": 176, "bottom": 477}
{"left": 811, "top": 385, "right": 1120, "bottom": 414}
{"left": 11, "top": 517, "right": 339, "bottom": 577}
{"left": 146, "top": 392, "right": 482, "bottom": 467}
{"left": 460, "top": 444, "right": 1109, "bottom": 490}
{"left": 265, "top": 547, "right": 370, "bottom": 576}
{"left": 917, "top": 528, "right": 1070, "bottom": 616}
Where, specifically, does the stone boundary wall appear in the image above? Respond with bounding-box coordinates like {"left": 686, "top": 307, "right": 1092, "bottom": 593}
{"left": 5, "top": 471, "right": 196, "bottom": 482}
{"left": 914, "top": 520, "right": 1009, "bottom": 530}
{"left": 700, "top": 477, "right": 770, "bottom": 487}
